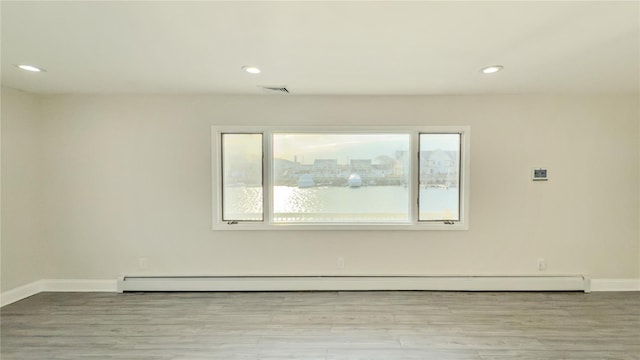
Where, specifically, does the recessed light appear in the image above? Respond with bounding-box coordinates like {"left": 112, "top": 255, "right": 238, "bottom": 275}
{"left": 242, "top": 66, "right": 261, "bottom": 74}
{"left": 16, "top": 64, "right": 45, "bottom": 72}
{"left": 481, "top": 65, "right": 503, "bottom": 74}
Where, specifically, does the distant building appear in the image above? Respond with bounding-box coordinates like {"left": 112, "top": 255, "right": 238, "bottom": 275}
{"left": 312, "top": 159, "right": 339, "bottom": 184}
{"left": 420, "top": 150, "right": 459, "bottom": 186}
{"left": 350, "top": 159, "right": 372, "bottom": 173}
{"left": 277, "top": 154, "right": 413, "bottom": 187}
{"left": 393, "top": 150, "right": 409, "bottom": 178}
{"left": 313, "top": 159, "right": 337, "bottom": 168}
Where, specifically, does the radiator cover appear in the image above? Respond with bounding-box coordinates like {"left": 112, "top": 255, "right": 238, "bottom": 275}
{"left": 117, "top": 275, "right": 590, "bottom": 293}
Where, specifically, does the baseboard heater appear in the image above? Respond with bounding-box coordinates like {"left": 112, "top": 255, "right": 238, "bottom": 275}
{"left": 118, "top": 275, "right": 590, "bottom": 293}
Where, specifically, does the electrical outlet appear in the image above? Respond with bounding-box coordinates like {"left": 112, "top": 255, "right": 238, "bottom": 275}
{"left": 337, "top": 257, "right": 345, "bottom": 270}
{"left": 139, "top": 257, "right": 149, "bottom": 270}
{"left": 537, "top": 258, "right": 547, "bottom": 271}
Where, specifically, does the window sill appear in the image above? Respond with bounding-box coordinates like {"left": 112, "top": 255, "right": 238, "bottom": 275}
{"left": 212, "top": 222, "right": 469, "bottom": 231}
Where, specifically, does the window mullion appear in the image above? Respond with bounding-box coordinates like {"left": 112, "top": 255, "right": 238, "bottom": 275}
{"left": 410, "top": 131, "right": 420, "bottom": 224}
{"left": 263, "top": 130, "right": 272, "bottom": 224}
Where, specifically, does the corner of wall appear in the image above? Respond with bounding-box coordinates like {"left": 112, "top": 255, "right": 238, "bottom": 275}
{"left": 1, "top": 87, "right": 46, "bottom": 293}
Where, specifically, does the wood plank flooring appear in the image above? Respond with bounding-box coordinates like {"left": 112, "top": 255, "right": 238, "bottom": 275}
{"left": 1, "top": 291, "right": 639, "bottom": 359}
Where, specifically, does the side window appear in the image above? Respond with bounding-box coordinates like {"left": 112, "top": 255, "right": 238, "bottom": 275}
{"left": 419, "top": 133, "right": 461, "bottom": 221}
{"left": 221, "top": 133, "right": 263, "bottom": 222}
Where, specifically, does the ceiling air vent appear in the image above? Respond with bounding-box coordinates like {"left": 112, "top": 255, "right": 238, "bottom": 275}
{"left": 260, "top": 86, "right": 289, "bottom": 94}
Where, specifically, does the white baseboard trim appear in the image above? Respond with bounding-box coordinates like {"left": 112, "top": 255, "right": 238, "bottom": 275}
{"left": 4, "top": 276, "right": 637, "bottom": 307}
{"left": 590, "top": 278, "right": 640, "bottom": 292}
{"left": 0, "top": 280, "right": 43, "bottom": 307}
{"left": 41, "top": 279, "right": 118, "bottom": 292}
{"left": 118, "top": 275, "right": 590, "bottom": 293}
{"left": 1, "top": 279, "right": 118, "bottom": 307}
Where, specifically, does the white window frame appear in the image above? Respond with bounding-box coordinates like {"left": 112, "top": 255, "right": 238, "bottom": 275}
{"left": 212, "top": 126, "right": 470, "bottom": 231}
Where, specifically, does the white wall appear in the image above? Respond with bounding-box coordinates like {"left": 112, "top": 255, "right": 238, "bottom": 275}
{"left": 1, "top": 88, "right": 45, "bottom": 292}
{"left": 24, "top": 94, "right": 635, "bottom": 283}
{"left": 1, "top": 92, "right": 638, "bottom": 292}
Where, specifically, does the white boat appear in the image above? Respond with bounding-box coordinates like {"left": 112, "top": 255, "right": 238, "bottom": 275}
{"left": 297, "top": 174, "right": 315, "bottom": 188}
{"left": 347, "top": 173, "right": 362, "bottom": 188}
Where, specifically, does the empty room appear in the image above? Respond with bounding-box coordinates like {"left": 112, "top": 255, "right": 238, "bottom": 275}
{"left": 1, "top": 1, "right": 639, "bottom": 359}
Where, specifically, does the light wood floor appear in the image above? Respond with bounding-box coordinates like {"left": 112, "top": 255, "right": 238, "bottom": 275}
{"left": 1, "top": 291, "right": 639, "bottom": 359}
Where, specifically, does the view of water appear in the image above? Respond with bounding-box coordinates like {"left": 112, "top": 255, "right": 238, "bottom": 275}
{"left": 223, "top": 186, "right": 459, "bottom": 223}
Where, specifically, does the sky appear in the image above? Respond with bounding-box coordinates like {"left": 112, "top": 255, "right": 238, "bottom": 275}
{"left": 222, "top": 133, "right": 460, "bottom": 165}
{"left": 274, "top": 133, "right": 460, "bottom": 164}
{"left": 273, "top": 134, "right": 409, "bottom": 164}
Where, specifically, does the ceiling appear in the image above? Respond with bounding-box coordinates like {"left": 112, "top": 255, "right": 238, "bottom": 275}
{"left": 2, "top": 1, "right": 638, "bottom": 95}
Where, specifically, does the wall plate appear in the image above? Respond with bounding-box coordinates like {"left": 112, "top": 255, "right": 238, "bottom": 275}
{"left": 532, "top": 168, "right": 548, "bottom": 181}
